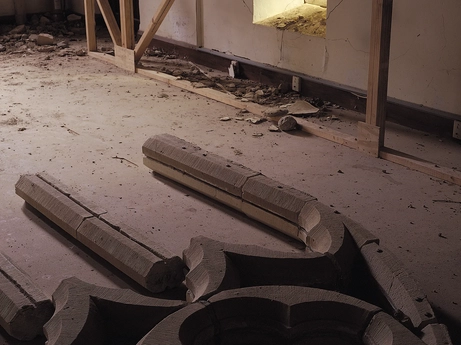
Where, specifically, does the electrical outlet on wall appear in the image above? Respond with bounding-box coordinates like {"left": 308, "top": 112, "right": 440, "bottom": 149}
{"left": 453, "top": 120, "right": 461, "bottom": 140}
{"left": 292, "top": 76, "right": 301, "bottom": 92}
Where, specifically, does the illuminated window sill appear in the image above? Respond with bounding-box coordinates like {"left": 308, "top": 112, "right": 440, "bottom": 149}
{"left": 254, "top": 4, "right": 326, "bottom": 38}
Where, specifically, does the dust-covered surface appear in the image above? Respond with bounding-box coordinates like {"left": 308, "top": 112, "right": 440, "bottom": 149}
{"left": 255, "top": 4, "right": 327, "bottom": 37}
{"left": 0, "top": 19, "right": 460, "bottom": 345}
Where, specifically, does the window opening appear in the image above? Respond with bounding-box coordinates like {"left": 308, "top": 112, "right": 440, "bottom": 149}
{"left": 253, "top": 0, "right": 327, "bottom": 38}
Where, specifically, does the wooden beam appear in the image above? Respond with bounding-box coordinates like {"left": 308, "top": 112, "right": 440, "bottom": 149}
{"left": 196, "top": 0, "right": 204, "bottom": 47}
{"left": 360, "top": 0, "right": 393, "bottom": 156}
{"left": 120, "top": 0, "right": 135, "bottom": 49}
{"left": 96, "top": 0, "right": 122, "bottom": 46}
{"left": 380, "top": 147, "right": 461, "bottom": 186}
{"left": 134, "top": 0, "right": 176, "bottom": 61}
{"left": 136, "top": 67, "right": 266, "bottom": 116}
{"left": 114, "top": 45, "right": 136, "bottom": 72}
{"left": 84, "top": 0, "right": 97, "bottom": 51}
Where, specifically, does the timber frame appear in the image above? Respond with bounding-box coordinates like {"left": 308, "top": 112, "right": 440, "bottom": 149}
{"left": 84, "top": 0, "right": 461, "bottom": 186}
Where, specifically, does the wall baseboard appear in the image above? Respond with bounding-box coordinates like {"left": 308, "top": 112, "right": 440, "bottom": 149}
{"left": 147, "top": 35, "right": 458, "bottom": 137}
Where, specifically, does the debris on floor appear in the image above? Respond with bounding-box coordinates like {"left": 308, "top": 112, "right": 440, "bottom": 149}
{"left": 278, "top": 115, "right": 298, "bottom": 131}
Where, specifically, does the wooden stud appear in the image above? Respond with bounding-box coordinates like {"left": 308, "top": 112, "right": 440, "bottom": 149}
{"left": 361, "top": 0, "right": 393, "bottom": 156}
{"left": 120, "top": 0, "right": 135, "bottom": 49}
{"left": 96, "top": 0, "right": 122, "bottom": 46}
{"left": 196, "top": 0, "right": 204, "bottom": 47}
{"left": 134, "top": 0, "right": 176, "bottom": 62}
{"left": 114, "top": 45, "right": 136, "bottom": 72}
{"left": 84, "top": 0, "right": 97, "bottom": 51}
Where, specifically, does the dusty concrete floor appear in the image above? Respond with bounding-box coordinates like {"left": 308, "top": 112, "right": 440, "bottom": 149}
{"left": 0, "top": 38, "right": 460, "bottom": 343}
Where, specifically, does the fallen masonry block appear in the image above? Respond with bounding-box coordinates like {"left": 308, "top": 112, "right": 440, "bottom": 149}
{"left": 361, "top": 243, "right": 437, "bottom": 330}
{"left": 421, "top": 323, "right": 453, "bottom": 345}
{"left": 0, "top": 252, "right": 54, "bottom": 340}
{"left": 339, "top": 216, "right": 380, "bottom": 249}
{"left": 37, "top": 172, "right": 107, "bottom": 217}
{"left": 15, "top": 174, "right": 93, "bottom": 238}
{"left": 143, "top": 133, "right": 260, "bottom": 197}
{"left": 15, "top": 174, "right": 185, "bottom": 293}
{"left": 183, "top": 236, "right": 341, "bottom": 302}
{"left": 77, "top": 217, "right": 184, "bottom": 293}
{"left": 139, "top": 286, "right": 423, "bottom": 345}
{"left": 44, "top": 277, "right": 185, "bottom": 345}
{"left": 363, "top": 312, "right": 427, "bottom": 345}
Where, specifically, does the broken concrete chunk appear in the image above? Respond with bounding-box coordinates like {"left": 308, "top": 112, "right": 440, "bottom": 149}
{"left": 67, "top": 14, "right": 82, "bottom": 22}
{"left": 36, "top": 33, "right": 54, "bottom": 46}
{"left": 263, "top": 107, "right": 289, "bottom": 119}
{"left": 0, "top": 252, "right": 54, "bottom": 340}
{"left": 287, "top": 99, "right": 319, "bottom": 115}
{"left": 15, "top": 174, "right": 93, "bottom": 238}
{"left": 278, "top": 115, "right": 298, "bottom": 131}
{"left": 9, "top": 25, "right": 26, "bottom": 35}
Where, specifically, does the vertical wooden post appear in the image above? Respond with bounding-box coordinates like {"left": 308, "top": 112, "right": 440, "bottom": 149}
{"left": 84, "top": 0, "right": 97, "bottom": 52}
{"left": 120, "top": 0, "right": 135, "bottom": 49}
{"left": 358, "top": 0, "right": 393, "bottom": 157}
{"left": 134, "top": 0, "right": 176, "bottom": 62}
{"left": 96, "top": 0, "right": 122, "bottom": 46}
{"left": 14, "top": 0, "right": 26, "bottom": 25}
{"left": 196, "top": 0, "right": 204, "bottom": 47}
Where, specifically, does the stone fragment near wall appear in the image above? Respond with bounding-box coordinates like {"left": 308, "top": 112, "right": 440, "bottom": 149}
{"left": 0, "top": 252, "right": 54, "bottom": 340}
{"left": 15, "top": 174, "right": 185, "bottom": 293}
{"left": 44, "top": 277, "right": 185, "bottom": 345}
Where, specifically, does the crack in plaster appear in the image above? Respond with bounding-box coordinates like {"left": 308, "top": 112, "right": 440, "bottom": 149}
{"left": 241, "top": 0, "right": 252, "bottom": 15}
{"left": 326, "top": 0, "right": 345, "bottom": 20}
{"left": 327, "top": 38, "right": 368, "bottom": 54}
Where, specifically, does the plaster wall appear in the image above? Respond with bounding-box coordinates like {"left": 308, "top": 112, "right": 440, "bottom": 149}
{"left": 0, "top": 0, "right": 53, "bottom": 16}
{"left": 135, "top": 0, "right": 461, "bottom": 116}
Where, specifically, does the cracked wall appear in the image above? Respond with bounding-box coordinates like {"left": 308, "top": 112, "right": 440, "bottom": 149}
{"left": 138, "top": 0, "right": 461, "bottom": 117}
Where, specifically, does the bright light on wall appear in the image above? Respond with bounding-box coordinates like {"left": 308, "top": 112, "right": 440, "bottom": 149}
{"left": 253, "top": 0, "right": 327, "bottom": 38}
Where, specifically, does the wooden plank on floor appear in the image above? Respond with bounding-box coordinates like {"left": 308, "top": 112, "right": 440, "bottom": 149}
{"left": 96, "top": 0, "right": 122, "bottom": 46}
{"left": 134, "top": 0, "right": 176, "bottom": 61}
{"left": 84, "top": 0, "right": 97, "bottom": 51}
{"left": 88, "top": 51, "right": 117, "bottom": 64}
{"left": 380, "top": 147, "right": 461, "bottom": 186}
{"left": 297, "top": 118, "right": 358, "bottom": 150}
